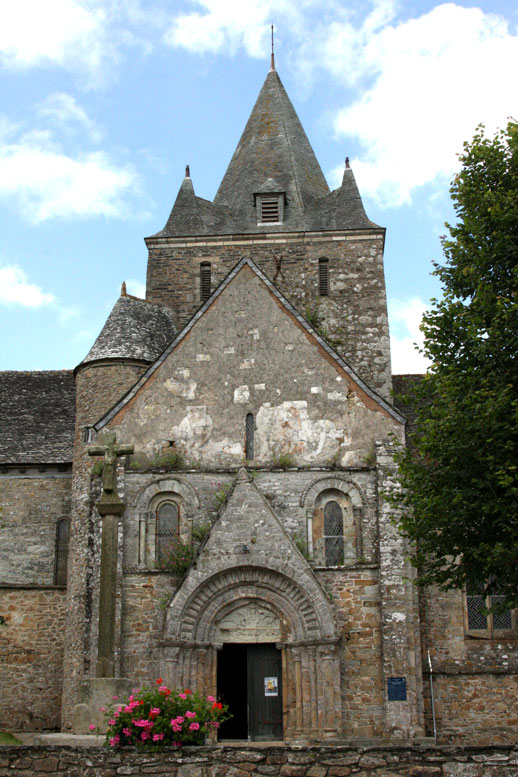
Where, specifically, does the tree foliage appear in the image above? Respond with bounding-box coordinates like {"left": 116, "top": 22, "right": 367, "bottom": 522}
{"left": 393, "top": 121, "right": 518, "bottom": 608}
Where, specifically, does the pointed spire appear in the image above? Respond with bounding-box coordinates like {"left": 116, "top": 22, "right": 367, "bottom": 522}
{"left": 121, "top": 281, "right": 127, "bottom": 296}
{"left": 214, "top": 69, "right": 329, "bottom": 228}
{"left": 185, "top": 164, "right": 190, "bottom": 178}
{"left": 270, "top": 24, "right": 275, "bottom": 72}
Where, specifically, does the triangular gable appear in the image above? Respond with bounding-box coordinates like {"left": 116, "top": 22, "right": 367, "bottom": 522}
{"left": 94, "top": 257, "right": 405, "bottom": 431}
{"left": 163, "top": 468, "right": 337, "bottom": 644}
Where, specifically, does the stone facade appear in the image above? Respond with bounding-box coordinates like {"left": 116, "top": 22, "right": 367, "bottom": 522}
{"left": 0, "top": 63, "right": 517, "bottom": 748}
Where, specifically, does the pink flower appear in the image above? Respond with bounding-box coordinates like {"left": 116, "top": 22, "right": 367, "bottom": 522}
{"left": 99, "top": 706, "right": 106, "bottom": 712}
{"left": 206, "top": 695, "right": 215, "bottom": 702}
{"left": 122, "top": 728, "right": 132, "bottom": 737}
{"left": 189, "top": 722, "right": 200, "bottom": 731}
{"left": 108, "top": 719, "right": 116, "bottom": 726}
{"left": 109, "top": 735, "right": 120, "bottom": 747}
{"left": 112, "top": 695, "right": 118, "bottom": 700}
{"left": 141, "top": 731, "right": 150, "bottom": 741}
{"left": 185, "top": 711, "right": 196, "bottom": 719}
{"left": 88, "top": 724, "right": 96, "bottom": 731}
{"left": 172, "top": 741, "right": 182, "bottom": 748}
{"left": 208, "top": 721, "right": 220, "bottom": 729}
{"left": 149, "top": 707, "right": 161, "bottom": 718}
{"left": 178, "top": 692, "right": 187, "bottom": 699}
{"left": 153, "top": 733, "right": 164, "bottom": 741}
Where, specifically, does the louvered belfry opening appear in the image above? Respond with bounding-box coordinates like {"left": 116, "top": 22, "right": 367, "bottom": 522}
{"left": 323, "top": 500, "right": 344, "bottom": 566}
{"left": 156, "top": 502, "right": 179, "bottom": 562}
{"left": 261, "top": 196, "right": 280, "bottom": 223}
{"left": 245, "top": 413, "right": 255, "bottom": 460}
{"left": 200, "top": 262, "right": 211, "bottom": 301}
{"left": 319, "top": 259, "right": 329, "bottom": 296}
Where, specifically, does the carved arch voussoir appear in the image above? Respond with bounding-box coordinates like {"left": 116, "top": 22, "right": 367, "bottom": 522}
{"left": 300, "top": 475, "right": 366, "bottom": 509}
{"left": 163, "top": 565, "right": 337, "bottom": 644}
{"left": 135, "top": 476, "right": 200, "bottom": 513}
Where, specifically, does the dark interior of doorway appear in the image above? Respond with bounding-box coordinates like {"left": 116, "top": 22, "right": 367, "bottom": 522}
{"left": 217, "top": 644, "right": 248, "bottom": 740}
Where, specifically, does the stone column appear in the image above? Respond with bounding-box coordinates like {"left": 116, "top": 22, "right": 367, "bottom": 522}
{"left": 95, "top": 502, "right": 125, "bottom": 677}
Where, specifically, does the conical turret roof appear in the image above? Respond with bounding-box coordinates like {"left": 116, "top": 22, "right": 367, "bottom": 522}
{"left": 79, "top": 292, "right": 177, "bottom": 367}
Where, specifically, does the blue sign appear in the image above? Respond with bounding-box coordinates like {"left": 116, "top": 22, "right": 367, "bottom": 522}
{"left": 387, "top": 677, "right": 407, "bottom": 701}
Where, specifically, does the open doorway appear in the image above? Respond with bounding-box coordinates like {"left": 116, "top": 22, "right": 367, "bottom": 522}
{"left": 217, "top": 643, "right": 283, "bottom": 741}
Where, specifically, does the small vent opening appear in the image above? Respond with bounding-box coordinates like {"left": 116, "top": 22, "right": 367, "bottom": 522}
{"left": 245, "top": 413, "right": 254, "bottom": 460}
{"left": 319, "top": 259, "right": 329, "bottom": 297}
{"left": 200, "top": 262, "right": 211, "bottom": 301}
{"left": 261, "top": 197, "right": 280, "bottom": 223}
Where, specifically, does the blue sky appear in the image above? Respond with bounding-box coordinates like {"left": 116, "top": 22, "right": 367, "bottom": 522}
{"left": 0, "top": 0, "right": 517, "bottom": 374}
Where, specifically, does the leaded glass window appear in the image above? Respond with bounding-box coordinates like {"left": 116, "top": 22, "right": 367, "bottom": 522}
{"left": 54, "top": 518, "right": 70, "bottom": 586}
{"left": 466, "top": 581, "right": 514, "bottom": 635}
{"left": 324, "top": 500, "right": 344, "bottom": 566}
{"left": 156, "top": 502, "right": 179, "bottom": 562}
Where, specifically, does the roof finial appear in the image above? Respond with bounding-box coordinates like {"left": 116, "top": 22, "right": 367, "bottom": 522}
{"left": 185, "top": 164, "right": 190, "bottom": 178}
{"left": 345, "top": 156, "right": 350, "bottom": 169}
{"left": 121, "top": 281, "right": 127, "bottom": 296}
{"left": 270, "top": 24, "right": 275, "bottom": 71}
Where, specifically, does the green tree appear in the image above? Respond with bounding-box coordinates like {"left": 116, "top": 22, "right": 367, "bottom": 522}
{"left": 393, "top": 121, "right": 518, "bottom": 609}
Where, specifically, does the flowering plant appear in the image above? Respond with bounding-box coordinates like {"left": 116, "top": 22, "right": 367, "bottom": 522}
{"left": 98, "top": 680, "right": 231, "bottom": 749}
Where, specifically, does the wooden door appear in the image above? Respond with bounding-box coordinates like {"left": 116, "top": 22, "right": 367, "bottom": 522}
{"left": 247, "top": 643, "right": 283, "bottom": 741}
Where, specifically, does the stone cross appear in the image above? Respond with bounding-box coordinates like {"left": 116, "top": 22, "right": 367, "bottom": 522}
{"left": 87, "top": 431, "right": 133, "bottom": 677}
{"left": 88, "top": 431, "right": 134, "bottom": 500}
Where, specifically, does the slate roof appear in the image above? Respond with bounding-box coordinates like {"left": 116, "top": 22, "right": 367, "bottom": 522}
{"left": 154, "top": 69, "right": 380, "bottom": 238}
{"left": 80, "top": 293, "right": 177, "bottom": 366}
{"left": 0, "top": 371, "right": 75, "bottom": 464}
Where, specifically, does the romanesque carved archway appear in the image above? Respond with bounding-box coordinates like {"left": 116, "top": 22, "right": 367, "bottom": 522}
{"left": 160, "top": 564, "right": 342, "bottom": 740}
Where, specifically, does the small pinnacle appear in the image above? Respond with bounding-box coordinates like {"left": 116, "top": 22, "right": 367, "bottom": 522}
{"left": 345, "top": 157, "right": 350, "bottom": 169}
{"left": 185, "top": 164, "right": 190, "bottom": 178}
{"left": 270, "top": 24, "right": 275, "bottom": 71}
{"left": 121, "top": 281, "right": 127, "bottom": 296}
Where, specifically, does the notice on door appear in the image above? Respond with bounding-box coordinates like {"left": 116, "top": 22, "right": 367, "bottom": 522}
{"left": 264, "top": 677, "right": 278, "bottom": 696}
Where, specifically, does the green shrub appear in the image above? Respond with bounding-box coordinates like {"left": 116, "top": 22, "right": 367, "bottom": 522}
{"left": 272, "top": 452, "right": 295, "bottom": 469}
{"left": 157, "top": 539, "right": 196, "bottom": 575}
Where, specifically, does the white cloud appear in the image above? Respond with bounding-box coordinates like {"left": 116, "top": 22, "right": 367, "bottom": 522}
{"left": 0, "top": 265, "right": 55, "bottom": 307}
{"left": 328, "top": 3, "right": 518, "bottom": 206}
{"left": 37, "top": 93, "right": 103, "bottom": 143}
{"left": 165, "top": 0, "right": 316, "bottom": 57}
{"left": 389, "top": 296, "right": 431, "bottom": 374}
{"left": 126, "top": 278, "right": 146, "bottom": 298}
{"left": 0, "top": 0, "right": 114, "bottom": 83}
{"left": 0, "top": 124, "right": 140, "bottom": 222}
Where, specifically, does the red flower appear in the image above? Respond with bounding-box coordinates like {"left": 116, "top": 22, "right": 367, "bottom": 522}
{"left": 212, "top": 702, "right": 223, "bottom": 710}
{"left": 184, "top": 689, "right": 192, "bottom": 695}
{"left": 156, "top": 677, "right": 163, "bottom": 685}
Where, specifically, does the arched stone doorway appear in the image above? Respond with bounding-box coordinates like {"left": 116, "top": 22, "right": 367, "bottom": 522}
{"left": 161, "top": 565, "right": 341, "bottom": 741}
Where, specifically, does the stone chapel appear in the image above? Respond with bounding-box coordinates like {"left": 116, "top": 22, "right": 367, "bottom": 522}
{"left": 1, "top": 60, "right": 517, "bottom": 745}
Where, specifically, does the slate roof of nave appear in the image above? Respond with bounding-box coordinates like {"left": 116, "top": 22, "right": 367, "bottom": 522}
{"left": 80, "top": 293, "right": 177, "bottom": 366}
{"left": 153, "top": 69, "right": 380, "bottom": 238}
{"left": 0, "top": 370, "right": 75, "bottom": 464}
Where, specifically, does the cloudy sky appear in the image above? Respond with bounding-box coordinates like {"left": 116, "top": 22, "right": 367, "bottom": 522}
{"left": 1, "top": 0, "right": 516, "bottom": 374}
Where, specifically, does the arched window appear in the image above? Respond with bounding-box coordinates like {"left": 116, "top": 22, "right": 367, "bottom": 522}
{"left": 323, "top": 501, "right": 344, "bottom": 565}
{"left": 156, "top": 502, "right": 179, "bottom": 563}
{"left": 200, "top": 262, "right": 211, "bottom": 301}
{"left": 245, "top": 413, "right": 254, "bottom": 460}
{"left": 54, "top": 518, "right": 70, "bottom": 586}
{"left": 318, "top": 259, "right": 329, "bottom": 297}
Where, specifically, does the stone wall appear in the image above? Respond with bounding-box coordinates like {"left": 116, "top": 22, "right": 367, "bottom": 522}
{"left": 0, "top": 587, "right": 67, "bottom": 730}
{"left": 421, "top": 586, "right": 518, "bottom": 744}
{"left": 1, "top": 745, "right": 517, "bottom": 777}
{"left": 0, "top": 472, "right": 71, "bottom": 585}
{"left": 145, "top": 231, "right": 392, "bottom": 398}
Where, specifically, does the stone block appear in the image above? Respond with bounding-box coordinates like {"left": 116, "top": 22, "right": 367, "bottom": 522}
{"left": 33, "top": 756, "right": 59, "bottom": 772}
